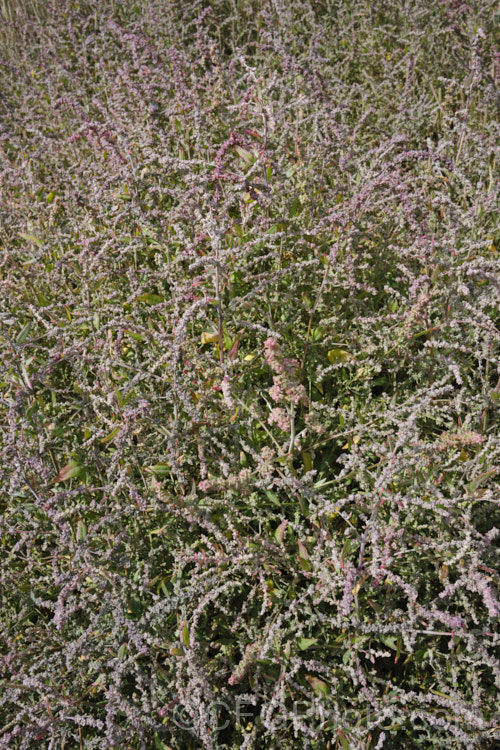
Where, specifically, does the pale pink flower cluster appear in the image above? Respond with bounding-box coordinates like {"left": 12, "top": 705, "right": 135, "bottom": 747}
{"left": 264, "top": 337, "right": 309, "bottom": 415}
{"left": 339, "top": 562, "right": 358, "bottom": 617}
{"left": 304, "top": 411, "right": 326, "bottom": 434}
{"left": 438, "top": 429, "right": 485, "bottom": 452}
{"left": 220, "top": 375, "right": 234, "bottom": 409}
{"left": 198, "top": 468, "right": 252, "bottom": 495}
{"left": 256, "top": 445, "right": 276, "bottom": 478}
{"left": 479, "top": 584, "right": 499, "bottom": 619}
{"left": 402, "top": 292, "right": 431, "bottom": 334}
{"left": 267, "top": 407, "right": 290, "bottom": 432}
{"left": 198, "top": 479, "right": 214, "bottom": 492}
{"left": 228, "top": 640, "right": 261, "bottom": 685}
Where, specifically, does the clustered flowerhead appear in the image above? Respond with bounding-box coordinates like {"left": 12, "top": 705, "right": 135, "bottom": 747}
{"left": 0, "top": 0, "right": 498, "bottom": 748}
{"left": 227, "top": 641, "right": 262, "bottom": 686}
{"left": 267, "top": 406, "right": 291, "bottom": 431}
{"left": 264, "top": 337, "right": 309, "bottom": 408}
{"left": 437, "top": 429, "right": 485, "bottom": 452}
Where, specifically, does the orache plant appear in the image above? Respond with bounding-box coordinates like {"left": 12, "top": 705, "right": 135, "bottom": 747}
{"left": 0, "top": 0, "right": 499, "bottom": 748}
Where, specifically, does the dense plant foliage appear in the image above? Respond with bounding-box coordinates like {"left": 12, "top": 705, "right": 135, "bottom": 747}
{"left": 1, "top": 0, "right": 499, "bottom": 747}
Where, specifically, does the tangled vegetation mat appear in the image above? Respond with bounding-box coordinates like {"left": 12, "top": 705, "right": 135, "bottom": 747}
{"left": 0, "top": 0, "right": 499, "bottom": 747}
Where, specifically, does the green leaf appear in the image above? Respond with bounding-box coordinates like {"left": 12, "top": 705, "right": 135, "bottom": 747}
{"left": 264, "top": 489, "right": 280, "bottom": 506}
{"left": 136, "top": 293, "right": 164, "bottom": 305}
{"left": 339, "top": 731, "right": 351, "bottom": 750}
{"left": 101, "top": 426, "right": 120, "bottom": 445}
{"left": 201, "top": 331, "right": 219, "bottom": 344}
{"left": 181, "top": 621, "right": 190, "bottom": 649}
{"left": 26, "top": 399, "right": 38, "bottom": 419}
{"left": 313, "top": 382, "right": 324, "bottom": 395}
{"left": 327, "top": 349, "right": 349, "bottom": 364}
{"left": 380, "top": 636, "right": 398, "bottom": 651}
{"left": 468, "top": 468, "right": 498, "bottom": 493}
{"left": 19, "top": 232, "right": 43, "bottom": 246}
{"left": 147, "top": 464, "right": 171, "bottom": 476}
{"left": 76, "top": 520, "right": 87, "bottom": 542}
{"left": 341, "top": 538, "right": 351, "bottom": 562}
{"left": 395, "top": 636, "right": 402, "bottom": 664}
{"left": 302, "top": 451, "right": 313, "bottom": 472}
{"left": 234, "top": 145, "right": 255, "bottom": 164}
{"left": 298, "top": 552, "right": 311, "bottom": 571}
{"left": 305, "top": 675, "right": 330, "bottom": 696}
{"left": 53, "top": 460, "right": 85, "bottom": 483}
{"left": 154, "top": 733, "right": 172, "bottom": 750}
{"left": 297, "top": 637, "right": 317, "bottom": 651}
{"left": 125, "top": 329, "right": 145, "bottom": 341}
{"left": 310, "top": 327, "right": 325, "bottom": 342}
{"left": 16, "top": 322, "right": 33, "bottom": 344}
{"left": 289, "top": 197, "right": 301, "bottom": 217}
{"left": 274, "top": 519, "right": 288, "bottom": 544}
{"left": 298, "top": 539, "right": 310, "bottom": 560}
